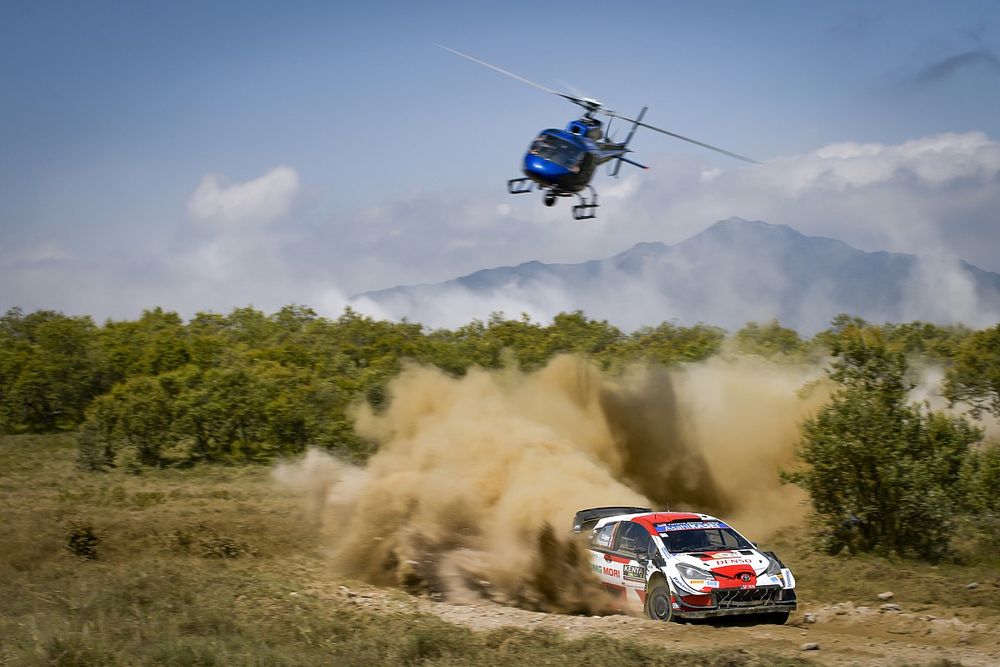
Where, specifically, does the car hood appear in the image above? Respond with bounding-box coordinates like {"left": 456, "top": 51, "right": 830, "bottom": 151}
{"left": 673, "top": 550, "right": 772, "bottom": 580}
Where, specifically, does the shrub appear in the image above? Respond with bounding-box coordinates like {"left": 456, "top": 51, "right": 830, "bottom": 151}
{"left": 66, "top": 522, "right": 100, "bottom": 559}
{"left": 784, "top": 327, "right": 982, "bottom": 560}
{"left": 166, "top": 523, "right": 254, "bottom": 558}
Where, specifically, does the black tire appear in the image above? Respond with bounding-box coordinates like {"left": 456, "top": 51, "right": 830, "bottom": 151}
{"left": 645, "top": 579, "right": 673, "bottom": 622}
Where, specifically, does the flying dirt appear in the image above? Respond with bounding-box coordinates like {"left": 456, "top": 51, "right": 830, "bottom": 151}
{"left": 275, "top": 354, "right": 828, "bottom": 611}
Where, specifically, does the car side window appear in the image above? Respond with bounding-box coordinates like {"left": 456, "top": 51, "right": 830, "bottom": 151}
{"left": 616, "top": 522, "right": 651, "bottom": 557}
{"left": 591, "top": 522, "right": 617, "bottom": 550}
{"left": 634, "top": 528, "right": 652, "bottom": 557}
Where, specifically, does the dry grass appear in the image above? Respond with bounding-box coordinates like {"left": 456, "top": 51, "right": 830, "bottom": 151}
{"left": 767, "top": 524, "right": 1000, "bottom": 617}
{"left": 4, "top": 433, "right": 995, "bottom": 665}
{"left": 0, "top": 434, "right": 818, "bottom": 666}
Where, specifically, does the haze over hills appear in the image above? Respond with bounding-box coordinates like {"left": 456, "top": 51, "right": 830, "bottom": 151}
{"left": 354, "top": 218, "right": 1000, "bottom": 334}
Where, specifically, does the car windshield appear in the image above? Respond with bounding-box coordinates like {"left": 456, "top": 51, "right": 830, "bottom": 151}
{"left": 660, "top": 527, "right": 752, "bottom": 553}
{"left": 529, "top": 134, "right": 583, "bottom": 168}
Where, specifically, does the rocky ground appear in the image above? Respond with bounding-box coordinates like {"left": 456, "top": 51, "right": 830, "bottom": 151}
{"left": 304, "top": 578, "right": 1000, "bottom": 666}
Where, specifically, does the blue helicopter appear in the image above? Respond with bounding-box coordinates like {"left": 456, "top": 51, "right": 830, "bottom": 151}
{"left": 440, "top": 46, "right": 759, "bottom": 220}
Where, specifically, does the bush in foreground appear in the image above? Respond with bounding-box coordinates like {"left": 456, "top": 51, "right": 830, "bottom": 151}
{"left": 785, "top": 327, "right": 982, "bottom": 560}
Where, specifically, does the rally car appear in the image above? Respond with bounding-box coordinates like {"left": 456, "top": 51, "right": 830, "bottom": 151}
{"left": 574, "top": 507, "right": 797, "bottom": 622}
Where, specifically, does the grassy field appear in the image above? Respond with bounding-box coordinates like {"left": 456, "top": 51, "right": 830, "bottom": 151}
{"left": 1, "top": 433, "right": 995, "bottom": 666}
{"left": 769, "top": 527, "right": 1000, "bottom": 619}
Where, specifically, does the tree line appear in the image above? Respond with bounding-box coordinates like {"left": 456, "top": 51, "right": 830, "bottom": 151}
{"left": 0, "top": 305, "right": 735, "bottom": 451}
{"left": 2, "top": 305, "right": 998, "bottom": 561}
{"left": 1, "top": 306, "right": 992, "bottom": 459}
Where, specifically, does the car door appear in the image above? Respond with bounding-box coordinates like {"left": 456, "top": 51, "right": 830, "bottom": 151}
{"left": 588, "top": 521, "right": 625, "bottom": 592}
{"left": 615, "top": 521, "right": 654, "bottom": 607}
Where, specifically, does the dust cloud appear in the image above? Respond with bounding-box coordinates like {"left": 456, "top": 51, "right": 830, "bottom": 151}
{"left": 275, "top": 354, "right": 828, "bottom": 610}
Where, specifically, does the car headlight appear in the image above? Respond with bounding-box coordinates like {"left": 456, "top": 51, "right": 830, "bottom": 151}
{"left": 676, "top": 563, "right": 715, "bottom": 581}
{"left": 765, "top": 556, "right": 782, "bottom": 576}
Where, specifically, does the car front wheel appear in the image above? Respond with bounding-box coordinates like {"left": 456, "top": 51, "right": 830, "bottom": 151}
{"left": 645, "top": 579, "right": 673, "bottom": 622}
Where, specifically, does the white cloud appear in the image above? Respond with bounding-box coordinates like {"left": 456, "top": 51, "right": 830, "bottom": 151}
{"left": 332, "top": 132, "right": 1000, "bottom": 288}
{"left": 4, "top": 133, "right": 1000, "bottom": 330}
{"left": 609, "top": 131, "right": 1000, "bottom": 272}
{"left": 187, "top": 165, "right": 301, "bottom": 226}
{"left": 797, "top": 132, "right": 999, "bottom": 189}
{"left": 338, "top": 132, "right": 1000, "bottom": 331}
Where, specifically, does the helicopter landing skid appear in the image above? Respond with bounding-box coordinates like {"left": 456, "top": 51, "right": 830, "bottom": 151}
{"left": 572, "top": 187, "right": 599, "bottom": 220}
{"left": 507, "top": 177, "right": 534, "bottom": 194}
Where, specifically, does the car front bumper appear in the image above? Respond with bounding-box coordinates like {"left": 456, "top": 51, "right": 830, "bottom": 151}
{"left": 673, "top": 586, "right": 797, "bottom": 619}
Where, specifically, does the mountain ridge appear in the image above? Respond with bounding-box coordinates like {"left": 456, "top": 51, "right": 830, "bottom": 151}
{"left": 354, "top": 218, "right": 1000, "bottom": 333}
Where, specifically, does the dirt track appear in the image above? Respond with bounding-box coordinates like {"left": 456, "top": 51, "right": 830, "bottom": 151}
{"left": 308, "top": 579, "right": 1000, "bottom": 666}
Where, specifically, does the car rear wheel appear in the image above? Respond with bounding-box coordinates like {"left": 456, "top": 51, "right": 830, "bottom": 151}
{"left": 645, "top": 579, "right": 673, "bottom": 622}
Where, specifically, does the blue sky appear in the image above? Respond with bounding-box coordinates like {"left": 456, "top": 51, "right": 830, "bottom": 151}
{"left": 2, "top": 1, "right": 1000, "bottom": 323}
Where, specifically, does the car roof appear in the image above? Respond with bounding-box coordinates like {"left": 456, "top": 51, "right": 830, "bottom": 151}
{"left": 594, "top": 511, "right": 718, "bottom": 534}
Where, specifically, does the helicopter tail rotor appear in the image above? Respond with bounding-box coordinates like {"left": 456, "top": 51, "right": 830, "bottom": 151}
{"left": 611, "top": 106, "right": 648, "bottom": 177}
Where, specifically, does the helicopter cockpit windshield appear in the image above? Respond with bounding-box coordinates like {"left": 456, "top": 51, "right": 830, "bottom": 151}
{"left": 529, "top": 134, "right": 583, "bottom": 170}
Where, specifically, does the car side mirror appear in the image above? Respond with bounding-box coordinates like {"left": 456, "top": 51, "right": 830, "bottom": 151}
{"left": 751, "top": 541, "right": 758, "bottom": 548}
{"left": 641, "top": 543, "right": 660, "bottom": 566}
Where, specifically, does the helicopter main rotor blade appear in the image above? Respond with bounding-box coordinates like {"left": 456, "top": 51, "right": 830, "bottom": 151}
{"left": 436, "top": 44, "right": 583, "bottom": 106}
{"left": 438, "top": 45, "right": 758, "bottom": 164}
{"left": 607, "top": 111, "right": 760, "bottom": 164}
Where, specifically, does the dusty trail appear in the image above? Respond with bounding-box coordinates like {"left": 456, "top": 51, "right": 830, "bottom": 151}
{"left": 276, "top": 355, "right": 828, "bottom": 608}
{"left": 303, "top": 576, "right": 1000, "bottom": 666}
{"left": 276, "top": 355, "right": 1000, "bottom": 664}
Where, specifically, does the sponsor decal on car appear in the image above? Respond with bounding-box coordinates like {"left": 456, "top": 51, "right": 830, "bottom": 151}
{"left": 591, "top": 563, "right": 620, "bottom": 577}
{"left": 656, "top": 521, "right": 729, "bottom": 532}
{"left": 578, "top": 510, "right": 797, "bottom": 619}
{"left": 707, "top": 557, "right": 752, "bottom": 566}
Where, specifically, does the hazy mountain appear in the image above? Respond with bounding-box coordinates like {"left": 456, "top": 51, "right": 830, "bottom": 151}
{"left": 354, "top": 218, "right": 1000, "bottom": 333}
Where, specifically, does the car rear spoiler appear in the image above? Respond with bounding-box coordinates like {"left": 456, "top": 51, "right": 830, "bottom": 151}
{"left": 571, "top": 506, "right": 652, "bottom": 533}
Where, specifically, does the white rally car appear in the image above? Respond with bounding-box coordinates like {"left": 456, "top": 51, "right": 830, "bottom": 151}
{"left": 574, "top": 507, "right": 797, "bottom": 622}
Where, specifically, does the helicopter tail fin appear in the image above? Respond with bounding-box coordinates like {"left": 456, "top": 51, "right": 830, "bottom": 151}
{"left": 611, "top": 106, "right": 648, "bottom": 177}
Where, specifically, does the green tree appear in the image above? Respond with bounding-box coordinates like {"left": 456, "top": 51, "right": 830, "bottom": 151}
{"left": 610, "top": 322, "right": 725, "bottom": 367}
{"left": 97, "top": 308, "right": 190, "bottom": 384}
{"left": 944, "top": 324, "right": 1000, "bottom": 419}
{"left": 960, "top": 440, "right": 1000, "bottom": 515}
{"left": 812, "top": 317, "right": 972, "bottom": 363}
{"left": 425, "top": 312, "right": 556, "bottom": 372}
{"left": 78, "top": 376, "right": 175, "bottom": 469}
{"left": 785, "top": 327, "right": 982, "bottom": 560}
{"left": 547, "top": 311, "right": 623, "bottom": 358}
{"left": 880, "top": 321, "right": 972, "bottom": 361}
{"left": 732, "top": 320, "right": 806, "bottom": 359}
{"left": 0, "top": 308, "right": 102, "bottom": 432}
